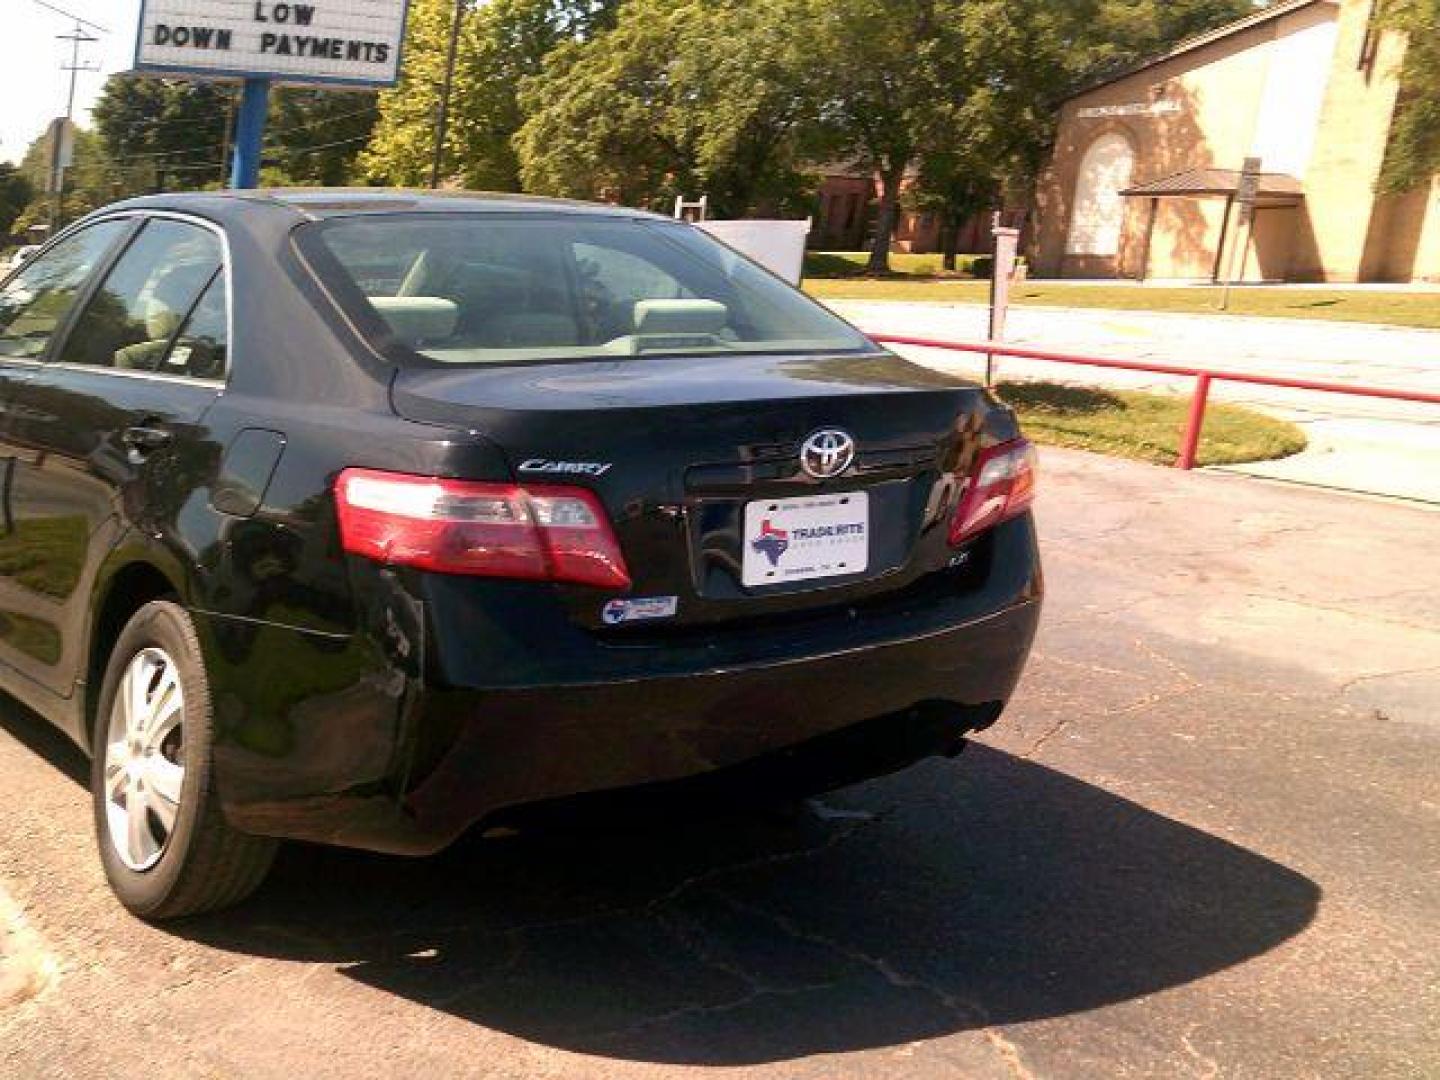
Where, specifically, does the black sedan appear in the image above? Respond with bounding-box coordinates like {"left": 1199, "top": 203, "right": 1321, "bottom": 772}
{"left": 0, "top": 191, "right": 1041, "bottom": 918}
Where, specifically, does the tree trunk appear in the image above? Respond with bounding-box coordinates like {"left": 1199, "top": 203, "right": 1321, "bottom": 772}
{"left": 866, "top": 163, "right": 906, "bottom": 275}
{"left": 941, "top": 214, "right": 959, "bottom": 272}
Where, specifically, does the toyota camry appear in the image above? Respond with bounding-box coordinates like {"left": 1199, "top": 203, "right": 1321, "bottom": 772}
{"left": 0, "top": 191, "right": 1041, "bottom": 918}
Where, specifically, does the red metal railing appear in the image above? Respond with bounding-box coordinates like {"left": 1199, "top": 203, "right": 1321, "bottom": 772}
{"left": 869, "top": 334, "right": 1440, "bottom": 470}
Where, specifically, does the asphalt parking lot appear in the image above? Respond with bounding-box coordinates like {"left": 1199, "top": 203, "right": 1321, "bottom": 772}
{"left": 1, "top": 448, "right": 1436, "bottom": 1079}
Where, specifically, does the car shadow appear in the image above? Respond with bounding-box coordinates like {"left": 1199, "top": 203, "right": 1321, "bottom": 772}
{"left": 172, "top": 743, "right": 1320, "bottom": 1066}
{"left": 0, "top": 697, "right": 89, "bottom": 786}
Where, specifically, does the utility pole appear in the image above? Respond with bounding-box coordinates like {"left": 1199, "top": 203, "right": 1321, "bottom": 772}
{"left": 59, "top": 21, "right": 99, "bottom": 118}
{"left": 51, "top": 20, "right": 98, "bottom": 228}
{"left": 31, "top": 0, "right": 107, "bottom": 232}
{"left": 431, "top": 0, "right": 467, "bottom": 189}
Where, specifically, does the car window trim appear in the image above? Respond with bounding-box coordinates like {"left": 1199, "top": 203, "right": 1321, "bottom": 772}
{"left": 39, "top": 209, "right": 234, "bottom": 389}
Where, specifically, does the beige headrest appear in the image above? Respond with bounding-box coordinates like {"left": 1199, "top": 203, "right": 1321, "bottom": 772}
{"left": 633, "top": 299, "right": 728, "bottom": 336}
{"left": 370, "top": 296, "right": 460, "bottom": 345}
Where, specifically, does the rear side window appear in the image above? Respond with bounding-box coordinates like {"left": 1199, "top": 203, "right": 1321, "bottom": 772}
{"left": 0, "top": 221, "right": 128, "bottom": 359}
{"left": 302, "top": 214, "right": 869, "bottom": 367}
{"left": 165, "top": 274, "right": 228, "bottom": 380}
{"left": 58, "top": 218, "right": 223, "bottom": 379}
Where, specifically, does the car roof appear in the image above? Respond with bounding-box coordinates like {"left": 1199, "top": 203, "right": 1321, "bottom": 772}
{"left": 87, "top": 188, "right": 668, "bottom": 225}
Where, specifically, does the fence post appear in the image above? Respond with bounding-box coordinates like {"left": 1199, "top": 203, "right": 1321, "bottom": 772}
{"left": 988, "top": 225, "right": 1021, "bottom": 387}
{"left": 1177, "top": 373, "right": 1212, "bottom": 470}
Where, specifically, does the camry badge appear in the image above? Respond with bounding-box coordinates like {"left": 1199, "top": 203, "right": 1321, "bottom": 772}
{"left": 519, "top": 458, "right": 613, "bottom": 478}
{"left": 799, "top": 429, "right": 856, "bottom": 480}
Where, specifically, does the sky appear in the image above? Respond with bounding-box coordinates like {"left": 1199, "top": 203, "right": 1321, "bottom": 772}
{"left": 1, "top": 0, "right": 144, "bottom": 164}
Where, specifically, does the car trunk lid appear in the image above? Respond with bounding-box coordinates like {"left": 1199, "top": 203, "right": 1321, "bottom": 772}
{"left": 391, "top": 350, "right": 995, "bottom": 629}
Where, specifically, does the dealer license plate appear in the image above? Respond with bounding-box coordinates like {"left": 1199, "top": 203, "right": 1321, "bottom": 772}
{"left": 742, "top": 491, "right": 870, "bottom": 588}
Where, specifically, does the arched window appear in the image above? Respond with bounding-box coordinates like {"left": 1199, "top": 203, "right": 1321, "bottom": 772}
{"left": 1066, "top": 132, "right": 1136, "bottom": 257}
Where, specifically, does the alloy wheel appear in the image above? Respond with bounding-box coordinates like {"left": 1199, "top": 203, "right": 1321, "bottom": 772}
{"left": 102, "top": 648, "right": 186, "bottom": 872}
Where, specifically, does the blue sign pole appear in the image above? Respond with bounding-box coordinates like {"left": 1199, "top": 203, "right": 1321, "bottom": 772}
{"left": 229, "top": 77, "right": 270, "bottom": 190}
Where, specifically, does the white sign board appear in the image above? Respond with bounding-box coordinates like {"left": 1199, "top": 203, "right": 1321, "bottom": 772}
{"left": 698, "top": 220, "right": 811, "bottom": 286}
{"left": 135, "top": 1, "right": 409, "bottom": 87}
{"left": 45, "top": 117, "right": 77, "bottom": 193}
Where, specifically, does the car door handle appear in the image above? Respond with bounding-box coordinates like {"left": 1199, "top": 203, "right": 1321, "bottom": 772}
{"left": 122, "top": 425, "right": 173, "bottom": 461}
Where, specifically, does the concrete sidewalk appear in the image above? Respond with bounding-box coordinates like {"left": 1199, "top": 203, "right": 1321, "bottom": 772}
{"left": 831, "top": 299, "right": 1440, "bottom": 503}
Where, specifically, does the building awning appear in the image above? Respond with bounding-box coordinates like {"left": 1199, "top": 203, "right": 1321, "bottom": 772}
{"left": 1121, "top": 168, "right": 1305, "bottom": 206}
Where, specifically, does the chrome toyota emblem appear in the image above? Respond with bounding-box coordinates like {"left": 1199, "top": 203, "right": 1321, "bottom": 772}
{"left": 800, "top": 429, "right": 856, "bottom": 479}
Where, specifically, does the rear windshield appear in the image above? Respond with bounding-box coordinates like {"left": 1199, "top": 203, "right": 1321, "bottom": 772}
{"left": 300, "top": 214, "right": 871, "bottom": 366}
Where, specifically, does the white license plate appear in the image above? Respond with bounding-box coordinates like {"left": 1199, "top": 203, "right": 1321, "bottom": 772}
{"left": 742, "top": 491, "right": 870, "bottom": 588}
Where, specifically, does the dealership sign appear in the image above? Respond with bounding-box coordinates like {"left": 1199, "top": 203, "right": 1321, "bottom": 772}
{"left": 135, "top": 1, "right": 409, "bottom": 87}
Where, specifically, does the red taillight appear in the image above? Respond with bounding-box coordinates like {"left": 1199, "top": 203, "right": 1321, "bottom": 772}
{"left": 948, "top": 438, "right": 1037, "bottom": 547}
{"left": 334, "top": 468, "right": 631, "bottom": 590}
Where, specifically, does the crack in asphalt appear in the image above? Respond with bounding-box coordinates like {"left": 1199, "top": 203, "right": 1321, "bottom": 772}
{"left": 1180, "top": 1024, "right": 1221, "bottom": 1080}
{"left": 584, "top": 907, "right": 842, "bottom": 1050}
{"left": 1336, "top": 663, "right": 1440, "bottom": 696}
{"left": 1040, "top": 588, "right": 1195, "bottom": 629}
{"left": 1022, "top": 637, "right": 1201, "bottom": 760}
{"left": 1028, "top": 649, "right": 1141, "bottom": 680}
{"left": 714, "top": 893, "right": 1036, "bottom": 1080}
{"left": 1245, "top": 593, "right": 1440, "bottom": 637}
{"left": 365, "top": 806, "right": 902, "bottom": 1034}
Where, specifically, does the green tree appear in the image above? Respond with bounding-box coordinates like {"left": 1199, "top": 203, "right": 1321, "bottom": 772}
{"left": 12, "top": 127, "right": 121, "bottom": 233}
{"left": 92, "top": 76, "right": 232, "bottom": 193}
{"left": 0, "top": 164, "right": 34, "bottom": 237}
{"left": 266, "top": 89, "right": 380, "bottom": 187}
{"left": 92, "top": 73, "right": 384, "bottom": 195}
{"left": 1379, "top": 0, "right": 1440, "bottom": 193}
{"left": 516, "top": 0, "right": 817, "bottom": 215}
{"left": 362, "top": 0, "right": 618, "bottom": 189}
{"left": 807, "top": 0, "right": 960, "bottom": 273}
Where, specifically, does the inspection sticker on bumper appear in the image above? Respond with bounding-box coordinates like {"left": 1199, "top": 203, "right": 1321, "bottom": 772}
{"left": 743, "top": 491, "right": 869, "bottom": 588}
{"left": 602, "top": 596, "right": 679, "bottom": 625}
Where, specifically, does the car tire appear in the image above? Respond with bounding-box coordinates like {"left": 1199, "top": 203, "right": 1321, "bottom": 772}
{"left": 91, "top": 600, "right": 277, "bottom": 920}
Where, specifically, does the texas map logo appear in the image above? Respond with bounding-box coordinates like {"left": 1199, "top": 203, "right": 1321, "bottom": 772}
{"left": 751, "top": 520, "right": 790, "bottom": 567}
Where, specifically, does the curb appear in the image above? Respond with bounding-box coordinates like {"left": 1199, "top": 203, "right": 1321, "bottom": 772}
{"left": 0, "top": 888, "right": 54, "bottom": 1009}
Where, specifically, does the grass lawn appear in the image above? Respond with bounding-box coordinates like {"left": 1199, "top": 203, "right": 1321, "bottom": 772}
{"left": 767, "top": 348, "right": 1304, "bottom": 467}
{"left": 803, "top": 256, "right": 1440, "bottom": 330}
{"left": 804, "top": 251, "right": 982, "bottom": 278}
{"left": 998, "top": 381, "right": 1307, "bottom": 467}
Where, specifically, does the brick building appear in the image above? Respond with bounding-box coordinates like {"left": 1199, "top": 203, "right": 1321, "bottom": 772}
{"left": 1032, "top": 0, "right": 1440, "bottom": 283}
{"left": 811, "top": 164, "right": 1006, "bottom": 256}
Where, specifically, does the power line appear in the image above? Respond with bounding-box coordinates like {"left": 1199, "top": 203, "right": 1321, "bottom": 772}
{"left": 103, "top": 142, "right": 224, "bottom": 162}
{"left": 270, "top": 101, "right": 380, "bottom": 136}
{"left": 93, "top": 102, "right": 378, "bottom": 162}
{"left": 106, "top": 125, "right": 374, "bottom": 163}
{"left": 275, "top": 133, "right": 373, "bottom": 155}
{"left": 102, "top": 130, "right": 374, "bottom": 170}
{"left": 30, "top": 0, "right": 109, "bottom": 34}
{"left": 105, "top": 160, "right": 228, "bottom": 175}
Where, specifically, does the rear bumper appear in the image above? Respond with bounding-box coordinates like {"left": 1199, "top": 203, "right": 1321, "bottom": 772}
{"left": 405, "top": 598, "right": 1037, "bottom": 849}
{"left": 211, "top": 516, "right": 1041, "bottom": 854}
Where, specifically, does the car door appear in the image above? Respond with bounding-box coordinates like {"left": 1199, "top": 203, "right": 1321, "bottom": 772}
{"left": 1, "top": 214, "right": 229, "bottom": 699}
{"left": 0, "top": 218, "right": 135, "bottom": 695}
